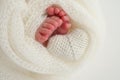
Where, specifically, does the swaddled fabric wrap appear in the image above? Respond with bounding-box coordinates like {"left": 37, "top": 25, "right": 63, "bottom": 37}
{"left": 0, "top": 0, "right": 105, "bottom": 80}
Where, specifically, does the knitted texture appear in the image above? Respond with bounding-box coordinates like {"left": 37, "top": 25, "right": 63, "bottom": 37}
{"left": 0, "top": 0, "right": 105, "bottom": 80}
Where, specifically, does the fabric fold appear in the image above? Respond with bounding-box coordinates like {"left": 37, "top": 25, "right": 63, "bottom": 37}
{"left": 0, "top": 0, "right": 105, "bottom": 80}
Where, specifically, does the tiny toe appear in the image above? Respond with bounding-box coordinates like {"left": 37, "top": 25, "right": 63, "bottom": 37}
{"left": 55, "top": 7, "right": 61, "bottom": 14}
{"left": 59, "top": 10, "right": 66, "bottom": 17}
{"left": 46, "top": 6, "right": 55, "bottom": 16}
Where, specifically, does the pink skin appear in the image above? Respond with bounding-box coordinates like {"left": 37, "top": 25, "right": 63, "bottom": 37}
{"left": 35, "top": 16, "right": 63, "bottom": 43}
{"left": 35, "top": 6, "right": 71, "bottom": 46}
{"left": 46, "top": 6, "right": 71, "bottom": 34}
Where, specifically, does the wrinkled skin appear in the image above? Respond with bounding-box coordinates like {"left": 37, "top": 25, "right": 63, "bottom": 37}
{"left": 35, "top": 5, "right": 71, "bottom": 46}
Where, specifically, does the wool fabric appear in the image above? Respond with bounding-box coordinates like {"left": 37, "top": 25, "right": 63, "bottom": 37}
{"left": 0, "top": 0, "right": 105, "bottom": 80}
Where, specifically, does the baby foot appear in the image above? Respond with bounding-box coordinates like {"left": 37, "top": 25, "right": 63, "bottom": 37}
{"left": 35, "top": 5, "right": 71, "bottom": 46}
{"left": 35, "top": 16, "right": 63, "bottom": 44}
{"left": 46, "top": 6, "right": 71, "bottom": 34}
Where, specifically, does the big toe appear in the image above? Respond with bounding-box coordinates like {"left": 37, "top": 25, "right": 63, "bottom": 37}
{"left": 46, "top": 6, "right": 55, "bottom": 16}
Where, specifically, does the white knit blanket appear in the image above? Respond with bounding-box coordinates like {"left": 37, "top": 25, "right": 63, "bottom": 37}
{"left": 0, "top": 0, "right": 105, "bottom": 80}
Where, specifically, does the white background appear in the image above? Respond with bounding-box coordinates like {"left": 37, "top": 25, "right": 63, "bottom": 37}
{"left": 76, "top": 0, "right": 120, "bottom": 80}
{"left": 0, "top": 0, "right": 120, "bottom": 80}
